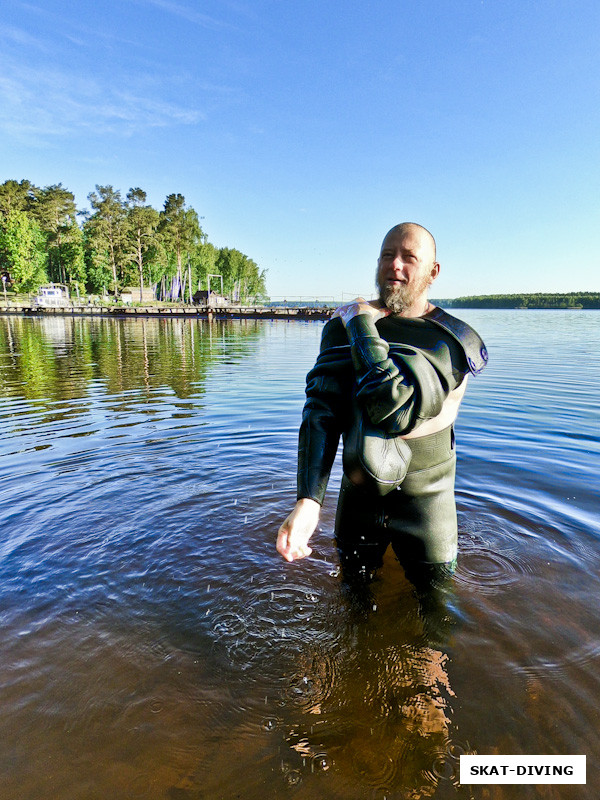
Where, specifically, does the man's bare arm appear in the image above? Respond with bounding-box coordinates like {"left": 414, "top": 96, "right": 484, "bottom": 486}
{"left": 276, "top": 498, "right": 320, "bottom": 562}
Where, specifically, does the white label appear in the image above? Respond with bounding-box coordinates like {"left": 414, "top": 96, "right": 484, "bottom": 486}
{"left": 459, "top": 755, "right": 586, "bottom": 784}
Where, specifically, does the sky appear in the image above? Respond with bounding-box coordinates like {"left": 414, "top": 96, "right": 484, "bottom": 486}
{"left": 1, "top": 0, "right": 599, "bottom": 300}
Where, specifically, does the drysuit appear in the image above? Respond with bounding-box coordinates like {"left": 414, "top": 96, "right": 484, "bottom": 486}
{"left": 296, "top": 308, "right": 487, "bottom": 583}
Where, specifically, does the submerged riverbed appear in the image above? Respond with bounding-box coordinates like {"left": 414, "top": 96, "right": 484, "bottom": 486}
{"left": 0, "top": 311, "right": 598, "bottom": 799}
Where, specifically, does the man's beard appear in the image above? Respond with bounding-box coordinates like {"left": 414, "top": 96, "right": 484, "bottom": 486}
{"left": 377, "top": 272, "right": 432, "bottom": 313}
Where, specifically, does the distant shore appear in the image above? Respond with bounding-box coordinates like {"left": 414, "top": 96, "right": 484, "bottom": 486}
{"left": 432, "top": 292, "right": 599, "bottom": 309}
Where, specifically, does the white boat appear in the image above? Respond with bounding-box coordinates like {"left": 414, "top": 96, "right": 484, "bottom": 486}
{"left": 35, "top": 284, "right": 70, "bottom": 308}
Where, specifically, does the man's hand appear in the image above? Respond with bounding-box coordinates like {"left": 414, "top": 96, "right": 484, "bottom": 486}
{"left": 276, "top": 498, "right": 320, "bottom": 562}
{"left": 331, "top": 297, "right": 391, "bottom": 327}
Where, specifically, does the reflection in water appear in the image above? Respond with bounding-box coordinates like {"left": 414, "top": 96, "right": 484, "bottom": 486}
{"left": 0, "top": 314, "right": 264, "bottom": 408}
{"left": 275, "top": 551, "right": 465, "bottom": 797}
{"left": 0, "top": 312, "right": 599, "bottom": 799}
{"left": 169, "top": 549, "right": 466, "bottom": 799}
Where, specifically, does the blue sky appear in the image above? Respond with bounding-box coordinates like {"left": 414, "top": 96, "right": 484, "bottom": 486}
{"left": 1, "top": 0, "right": 599, "bottom": 299}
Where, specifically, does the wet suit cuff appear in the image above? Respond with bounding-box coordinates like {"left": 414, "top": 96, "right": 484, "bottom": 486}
{"left": 345, "top": 314, "right": 389, "bottom": 375}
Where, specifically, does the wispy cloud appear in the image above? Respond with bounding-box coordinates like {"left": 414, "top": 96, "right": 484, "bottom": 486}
{"left": 0, "top": 57, "right": 205, "bottom": 145}
{"left": 135, "top": 0, "right": 238, "bottom": 30}
{"left": 0, "top": 22, "right": 51, "bottom": 52}
{"left": 8, "top": 4, "right": 156, "bottom": 52}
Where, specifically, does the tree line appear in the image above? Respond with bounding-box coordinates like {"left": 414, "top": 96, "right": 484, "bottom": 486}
{"left": 0, "top": 179, "right": 267, "bottom": 302}
{"left": 436, "top": 293, "right": 600, "bottom": 309}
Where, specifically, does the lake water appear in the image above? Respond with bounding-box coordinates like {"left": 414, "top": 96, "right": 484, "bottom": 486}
{"left": 0, "top": 310, "right": 598, "bottom": 800}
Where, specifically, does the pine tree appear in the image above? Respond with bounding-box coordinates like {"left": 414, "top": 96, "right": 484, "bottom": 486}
{"left": 125, "top": 188, "right": 161, "bottom": 300}
{"left": 158, "top": 194, "right": 203, "bottom": 301}
{"left": 0, "top": 179, "right": 37, "bottom": 215}
{"left": 31, "top": 184, "right": 85, "bottom": 291}
{"left": 85, "top": 186, "right": 128, "bottom": 296}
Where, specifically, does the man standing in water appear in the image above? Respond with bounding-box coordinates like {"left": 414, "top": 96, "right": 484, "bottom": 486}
{"left": 276, "top": 223, "right": 487, "bottom": 588}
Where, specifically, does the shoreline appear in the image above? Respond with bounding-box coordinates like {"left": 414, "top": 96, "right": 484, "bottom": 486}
{"left": 0, "top": 303, "right": 333, "bottom": 321}
{"left": 1, "top": 303, "right": 596, "bottom": 320}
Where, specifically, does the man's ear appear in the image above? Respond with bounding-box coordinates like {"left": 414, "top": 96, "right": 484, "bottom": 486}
{"left": 429, "top": 261, "right": 440, "bottom": 283}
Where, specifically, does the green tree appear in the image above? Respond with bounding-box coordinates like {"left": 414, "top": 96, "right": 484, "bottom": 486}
{"left": 84, "top": 186, "right": 128, "bottom": 296}
{"left": 31, "top": 184, "right": 86, "bottom": 292}
{"left": 214, "top": 247, "right": 267, "bottom": 301}
{"left": 82, "top": 233, "right": 111, "bottom": 295}
{"left": 0, "top": 179, "right": 37, "bottom": 215}
{"left": 125, "top": 188, "right": 161, "bottom": 300}
{"left": 0, "top": 209, "right": 47, "bottom": 291}
{"left": 61, "top": 224, "right": 87, "bottom": 296}
{"left": 193, "top": 240, "right": 217, "bottom": 294}
{"left": 158, "top": 193, "right": 203, "bottom": 301}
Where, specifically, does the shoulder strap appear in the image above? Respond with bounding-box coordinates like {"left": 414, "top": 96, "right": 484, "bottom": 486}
{"left": 426, "top": 306, "right": 488, "bottom": 374}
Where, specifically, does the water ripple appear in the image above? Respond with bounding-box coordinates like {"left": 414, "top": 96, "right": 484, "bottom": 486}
{"left": 454, "top": 548, "right": 533, "bottom": 595}
{"left": 350, "top": 732, "right": 399, "bottom": 789}
{"left": 284, "top": 649, "right": 340, "bottom": 714}
{"left": 517, "top": 638, "right": 600, "bottom": 678}
{"left": 209, "top": 578, "right": 325, "bottom": 673}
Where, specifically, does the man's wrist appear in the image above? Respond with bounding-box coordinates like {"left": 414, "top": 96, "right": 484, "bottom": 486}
{"left": 295, "top": 496, "right": 321, "bottom": 510}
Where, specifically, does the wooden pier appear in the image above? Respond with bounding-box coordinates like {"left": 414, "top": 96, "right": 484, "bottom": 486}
{"left": 0, "top": 303, "right": 333, "bottom": 321}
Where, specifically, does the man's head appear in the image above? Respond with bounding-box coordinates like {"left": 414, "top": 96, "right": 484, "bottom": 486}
{"left": 376, "top": 223, "right": 440, "bottom": 314}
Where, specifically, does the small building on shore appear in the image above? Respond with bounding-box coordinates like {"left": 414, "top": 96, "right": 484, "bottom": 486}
{"left": 120, "top": 287, "right": 156, "bottom": 304}
{"left": 192, "top": 290, "right": 229, "bottom": 307}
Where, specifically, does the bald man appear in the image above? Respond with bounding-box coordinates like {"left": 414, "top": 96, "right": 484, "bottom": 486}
{"left": 277, "top": 223, "right": 487, "bottom": 588}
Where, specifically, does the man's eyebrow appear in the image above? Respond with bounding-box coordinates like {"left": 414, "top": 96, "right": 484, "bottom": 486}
{"left": 381, "top": 246, "right": 418, "bottom": 256}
